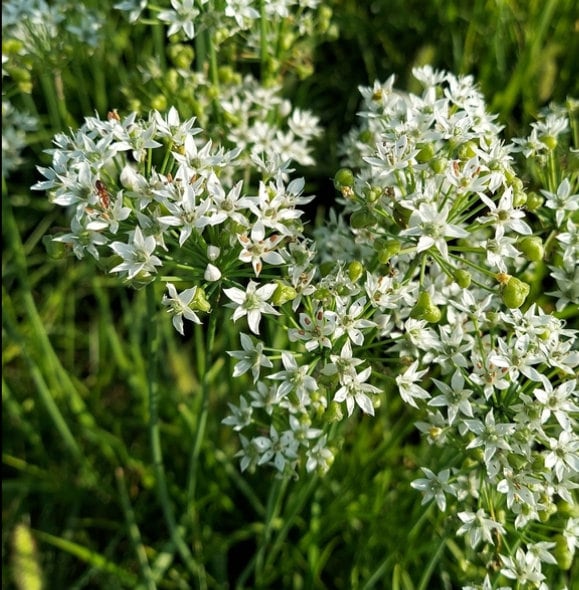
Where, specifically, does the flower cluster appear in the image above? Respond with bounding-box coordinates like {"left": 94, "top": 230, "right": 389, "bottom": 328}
{"left": 36, "top": 65, "right": 577, "bottom": 588}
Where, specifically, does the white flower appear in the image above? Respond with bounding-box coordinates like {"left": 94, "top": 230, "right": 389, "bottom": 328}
{"left": 109, "top": 226, "right": 162, "bottom": 279}
{"left": 541, "top": 177, "right": 579, "bottom": 227}
{"left": 224, "top": 280, "right": 280, "bottom": 335}
{"left": 400, "top": 203, "right": 469, "bottom": 259}
{"left": 227, "top": 333, "right": 273, "bottom": 383}
{"left": 456, "top": 508, "right": 506, "bottom": 548}
{"left": 479, "top": 187, "right": 532, "bottom": 239}
{"left": 333, "top": 365, "right": 380, "bottom": 417}
{"left": 410, "top": 467, "right": 456, "bottom": 511}
{"left": 396, "top": 360, "right": 431, "bottom": 408}
{"left": 162, "top": 283, "right": 202, "bottom": 335}
{"left": 158, "top": 0, "right": 203, "bottom": 40}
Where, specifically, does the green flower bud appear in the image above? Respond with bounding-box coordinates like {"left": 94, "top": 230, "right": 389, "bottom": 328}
{"left": 526, "top": 191, "right": 544, "bottom": 211}
{"left": 501, "top": 276, "right": 530, "bottom": 309}
{"left": 410, "top": 291, "right": 441, "bottom": 323}
{"left": 350, "top": 208, "right": 376, "bottom": 229}
{"left": 377, "top": 240, "right": 401, "bottom": 264}
{"left": 272, "top": 281, "right": 297, "bottom": 305}
{"left": 517, "top": 236, "right": 544, "bottom": 262}
{"left": 454, "top": 268, "right": 472, "bottom": 289}
{"left": 334, "top": 168, "right": 355, "bottom": 190}
{"left": 191, "top": 287, "right": 211, "bottom": 313}
{"left": 348, "top": 260, "right": 364, "bottom": 282}
{"left": 553, "top": 534, "right": 573, "bottom": 570}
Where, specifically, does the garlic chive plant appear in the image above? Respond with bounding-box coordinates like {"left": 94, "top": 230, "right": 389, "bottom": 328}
{"left": 35, "top": 64, "right": 577, "bottom": 588}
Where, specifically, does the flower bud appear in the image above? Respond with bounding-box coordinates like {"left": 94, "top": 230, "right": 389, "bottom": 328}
{"left": 410, "top": 291, "right": 442, "bottom": 323}
{"left": 501, "top": 276, "right": 530, "bottom": 309}
{"left": 516, "top": 236, "right": 544, "bottom": 262}
{"left": 204, "top": 263, "right": 221, "bottom": 282}
{"left": 348, "top": 260, "right": 364, "bottom": 282}
{"left": 453, "top": 268, "right": 471, "bottom": 289}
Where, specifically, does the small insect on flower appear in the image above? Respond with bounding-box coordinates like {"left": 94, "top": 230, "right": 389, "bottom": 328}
{"left": 107, "top": 109, "right": 120, "bottom": 122}
{"left": 95, "top": 180, "right": 110, "bottom": 209}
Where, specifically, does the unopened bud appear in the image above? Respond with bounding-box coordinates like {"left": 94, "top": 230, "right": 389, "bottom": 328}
{"left": 348, "top": 261, "right": 364, "bottom": 282}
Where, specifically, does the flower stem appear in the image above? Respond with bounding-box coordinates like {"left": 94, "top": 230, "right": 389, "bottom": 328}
{"left": 145, "top": 284, "right": 202, "bottom": 580}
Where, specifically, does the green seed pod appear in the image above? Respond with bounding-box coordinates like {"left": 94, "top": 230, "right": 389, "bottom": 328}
{"left": 319, "top": 262, "right": 334, "bottom": 277}
{"left": 540, "top": 135, "right": 558, "bottom": 150}
{"left": 454, "top": 268, "right": 472, "bottom": 289}
{"left": 377, "top": 240, "right": 402, "bottom": 264}
{"left": 364, "top": 186, "right": 382, "bottom": 203}
{"left": 517, "top": 236, "right": 544, "bottom": 262}
{"left": 458, "top": 140, "right": 478, "bottom": 160}
{"left": 167, "top": 43, "right": 195, "bottom": 69}
{"left": 151, "top": 95, "right": 168, "bottom": 112}
{"left": 350, "top": 208, "right": 376, "bottom": 229}
{"left": 526, "top": 191, "right": 544, "bottom": 211}
{"left": 334, "top": 168, "right": 355, "bottom": 190}
{"left": 191, "top": 287, "right": 211, "bottom": 313}
{"left": 348, "top": 260, "right": 364, "bottom": 282}
{"left": 43, "top": 236, "right": 68, "bottom": 260}
{"left": 272, "top": 281, "right": 297, "bottom": 306}
{"left": 359, "top": 129, "right": 373, "bottom": 144}
{"left": 501, "top": 277, "right": 530, "bottom": 309}
{"left": 327, "top": 401, "right": 344, "bottom": 423}
{"left": 553, "top": 534, "right": 573, "bottom": 570}
{"left": 430, "top": 157, "right": 448, "bottom": 174}
{"left": 416, "top": 143, "right": 436, "bottom": 163}
{"left": 512, "top": 178, "right": 527, "bottom": 207}
{"left": 410, "top": 291, "right": 441, "bottom": 323}
{"left": 393, "top": 202, "right": 412, "bottom": 228}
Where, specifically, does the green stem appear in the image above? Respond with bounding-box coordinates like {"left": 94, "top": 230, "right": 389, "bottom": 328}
{"left": 145, "top": 285, "right": 202, "bottom": 580}
{"left": 115, "top": 467, "right": 157, "bottom": 590}
{"left": 186, "top": 303, "right": 219, "bottom": 505}
{"left": 255, "top": 475, "right": 290, "bottom": 586}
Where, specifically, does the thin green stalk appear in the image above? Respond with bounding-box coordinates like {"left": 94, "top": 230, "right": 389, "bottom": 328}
{"left": 145, "top": 285, "right": 202, "bottom": 581}
{"left": 186, "top": 304, "right": 219, "bottom": 505}
{"left": 254, "top": 475, "right": 290, "bottom": 586}
{"left": 115, "top": 467, "right": 157, "bottom": 590}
